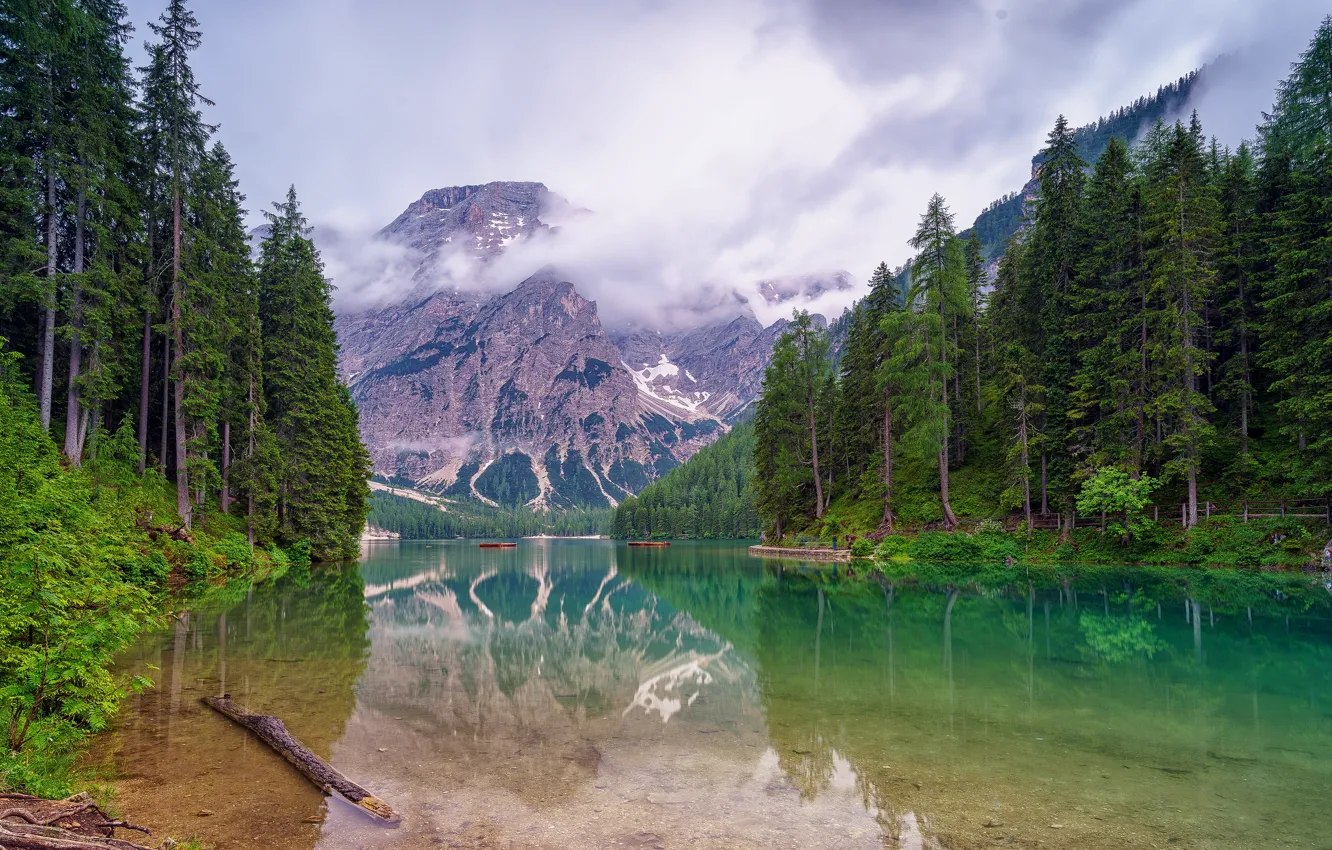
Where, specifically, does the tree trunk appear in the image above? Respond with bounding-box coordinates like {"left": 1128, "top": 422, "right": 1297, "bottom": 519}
{"left": 158, "top": 335, "right": 169, "bottom": 471}
{"left": 1019, "top": 387, "right": 1032, "bottom": 530}
{"left": 171, "top": 186, "right": 190, "bottom": 528}
{"left": 220, "top": 420, "right": 232, "bottom": 513}
{"left": 39, "top": 169, "right": 57, "bottom": 432}
{"left": 1238, "top": 274, "right": 1251, "bottom": 457}
{"left": 938, "top": 450, "right": 958, "bottom": 530}
{"left": 63, "top": 194, "right": 86, "bottom": 464}
{"left": 881, "top": 398, "right": 894, "bottom": 530}
{"left": 137, "top": 311, "right": 151, "bottom": 473}
{"left": 1040, "top": 450, "right": 1049, "bottom": 516}
{"left": 247, "top": 378, "right": 256, "bottom": 547}
{"left": 808, "top": 388, "right": 824, "bottom": 520}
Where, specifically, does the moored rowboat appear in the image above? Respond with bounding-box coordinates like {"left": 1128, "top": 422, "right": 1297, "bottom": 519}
{"left": 478, "top": 542, "right": 517, "bottom": 548}
{"left": 628, "top": 541, "right": 671, "bottom": 547}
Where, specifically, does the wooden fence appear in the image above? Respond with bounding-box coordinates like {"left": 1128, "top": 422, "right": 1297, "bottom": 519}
{"left": 1026, "top": 497, "right": 1331, "bottom": 531}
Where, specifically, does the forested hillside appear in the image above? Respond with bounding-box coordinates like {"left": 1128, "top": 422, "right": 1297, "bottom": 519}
{"left": 0, "top": 0, "right": 372, "bottom": 796}
{"left": 966, "top": 70, "right": 1204, "bottom": 261}
{"left": 612, "top": 422, "right": 759, "bottom": 539}
{"left": 0, "top": 0, "right": 370, "bottom": 560}
{"left": 368, "top": 491, "right": 611, "bottom": 538}
{"left": 754, "top": 20, "right": 1332, "bottom": 548}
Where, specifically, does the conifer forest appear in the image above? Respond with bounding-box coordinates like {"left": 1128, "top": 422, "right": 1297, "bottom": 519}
{"left": 753, "top": 21, "right": 1332, "bottom": 559}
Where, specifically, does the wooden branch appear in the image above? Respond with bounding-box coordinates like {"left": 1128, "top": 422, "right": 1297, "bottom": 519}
{"left": 0, "top": 822, "right": 153, "bottom": 850}
{"left": 202, "top": 695, "right": 399, "bottom": 824}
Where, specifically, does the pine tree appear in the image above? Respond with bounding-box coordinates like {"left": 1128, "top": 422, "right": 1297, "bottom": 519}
{"left": 907, "top": 193, "right": 964, "bottom": 528}
{"left": 1142, "top": 117, "right": 1218, "bottom": 526}
{"left": 1257, "top": 17, "right": 1332, "bottom": 488}
{"left": 1029, "top": 115, "right": 1086, "bottom": 518}
{"left": 1213, "top": 142, "right": 1260, "bottom": 466}
{"left": 140, "top": 0, "right": 214, "bottom": 525}
{"left": 1067, "top": 136, "right": 1143, "bottom": 474}
{"left": 258, "top": 188, "right": 370, "bottom": 559}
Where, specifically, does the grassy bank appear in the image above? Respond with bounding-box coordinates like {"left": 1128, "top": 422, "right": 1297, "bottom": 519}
{"left": 770, "top": 512, "right": 1330, "bottom": 570}
{"left": 0, "top": 372, "right": 311, "bottom": 799}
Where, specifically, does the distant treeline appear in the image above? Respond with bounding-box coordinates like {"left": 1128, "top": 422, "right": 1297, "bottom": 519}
{"left": 368, "top": 491, "right": 612, "bottom": 539}
{"left": 612, "top": 422, "right": 760, "bottom": 539}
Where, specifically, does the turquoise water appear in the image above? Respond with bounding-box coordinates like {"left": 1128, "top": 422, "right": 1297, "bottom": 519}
{"left": 99, "top": 541, "right": 1332, "bottom": 849}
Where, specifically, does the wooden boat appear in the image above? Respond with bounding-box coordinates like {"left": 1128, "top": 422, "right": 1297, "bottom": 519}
{"left": 628, "top": 541, "right": 671, "bottom": 547}
{"left": 478, "top": 542, "right": 517, "bottom": 548}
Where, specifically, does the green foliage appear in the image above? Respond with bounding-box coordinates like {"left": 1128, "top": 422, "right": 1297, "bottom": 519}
{"left": 753, "top": 22, "right": 1332, "bottom": 567}
{"left": 368, "top": 491, "right": 612, "bottom": 539}
{"left": 613, "top": 422, "right": 759, "bottom": 539}
{"left": 258, "top": 190, "right": 371, "bottom": 560}
{"left": 849, "top": 537, "right": 874, "bottom": 557}
{"left": 0, "top": 351, "right": 159, "bottom": 792}
{"left": 1075, "top": 469, "right": 1161, "bottom": 540}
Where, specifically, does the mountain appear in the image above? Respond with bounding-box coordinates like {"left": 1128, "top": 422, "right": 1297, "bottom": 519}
{"left": 335, "top": 181, "right": 850, "bottom": 509}
{"left": 965, "top": 69, "right": 1205, "bottom": 262}
{"left": 343, "top": 268, "right": 728, "bottom": 509}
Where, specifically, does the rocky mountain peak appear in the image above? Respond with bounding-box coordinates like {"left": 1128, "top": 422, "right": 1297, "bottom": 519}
{"left": 378, "top": 182, "right": 563, "bottom": 287}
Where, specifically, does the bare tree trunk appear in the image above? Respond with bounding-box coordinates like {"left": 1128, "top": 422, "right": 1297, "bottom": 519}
{"left": 1019, "top": 385, "right": 1032, "bottom": 530}
{"left": 138, "top": 311, "right": 151, "bottom": 473}
{"left": 808, "top": 389, "right": 824, "bottom": 519}
{"left": 1040, "top": 450, "right": 1049, "bottom": 515}
{"left": 1238, "top": 272, "right": 1251, "bottom": 457}
{"left": 39, "top": 169, "right": 57, "bottom": 432}
{"left": 881, "top": 397, "right": 894, "bottom": 530}
{"left": 63, "top": 193, "right": 86, "bottom": 464}
{"left": 138, "top": 219, "right": 155, "bottom": 473}
{"left": 159, "top": 335, "right": 169, "bottom": 470}
{"left": 939, "top": 306, "right": 957, "bottom": 529}
{"left": 247, "top": 378, "right": 256, "bottom": 547}
{"left": 221, "top": 420, "right": 232, "bottom": 513}
{"left": 172, "top": 186, "right": 190, "bottom": 528}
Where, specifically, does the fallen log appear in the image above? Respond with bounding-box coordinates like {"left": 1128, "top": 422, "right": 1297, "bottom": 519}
{"left": 201, "top": 695, "right": 399, "bottom": 824}
{"left": 0, "top": 820, "right": 153, "bottom": 850}
{"left": 0, "top": 793, "right": 151, "bottom": 847}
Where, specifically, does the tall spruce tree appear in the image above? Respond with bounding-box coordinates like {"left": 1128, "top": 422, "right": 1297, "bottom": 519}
{"left": 1257, "top": 17, "right": 1332, "bottom": 488}
{"left": 257, "top": 187, "right": 369, "bottom": 559}
{"left": 139, "top": 0, "right": 213, "bottom": 523}
{"left": 906, "top": 193, "right": 964, "bottom": 528}
{"left": 1142, "top": 117, "right": 1218, "bottom": 526}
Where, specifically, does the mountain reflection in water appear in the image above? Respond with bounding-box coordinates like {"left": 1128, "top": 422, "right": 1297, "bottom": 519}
{"left": 96, "top": 541, "right": 1332, "bottom": 850}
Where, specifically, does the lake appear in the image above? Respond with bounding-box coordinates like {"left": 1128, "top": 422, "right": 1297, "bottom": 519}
{"left": 95, "top": 540, "right": 1332, "bottom": 849}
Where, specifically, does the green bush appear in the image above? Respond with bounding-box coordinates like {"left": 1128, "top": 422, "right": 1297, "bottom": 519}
{"left": 850, "top": 538, "right": 874, "bottom": 557}
{"left": 214, "top": 532, "right": 254, "bottom": 571}
{"left": 875, "top": 536, "right": 911, "bottom": 559}
{"left": 976, "top": 533, "right": 1022, "bottom": 561}
{"left": 909, "top": 532, "right": 983, "bottom": 561}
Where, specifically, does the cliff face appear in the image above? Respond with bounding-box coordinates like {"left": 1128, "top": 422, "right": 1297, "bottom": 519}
{"left": 345, "top": 269, "right": 727, "bottom": 509}
{"left": 337, "top": 181, "right": 826, "bottom": 508}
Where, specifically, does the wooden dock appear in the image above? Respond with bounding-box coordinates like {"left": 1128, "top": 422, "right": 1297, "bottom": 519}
{"left": 749, "top": 545, "right": 851, "bottom": 563}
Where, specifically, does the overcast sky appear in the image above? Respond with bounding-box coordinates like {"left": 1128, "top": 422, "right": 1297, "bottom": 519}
{"left": 123, "top": 0, "right": 1329, "bottom": 325}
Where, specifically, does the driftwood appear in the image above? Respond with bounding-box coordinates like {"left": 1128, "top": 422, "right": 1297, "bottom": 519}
{"left": 201, "top": 695, "right": 398, "bottom": 824}
{"left": 0, "top": 793, "right": 153, "bottom": 850}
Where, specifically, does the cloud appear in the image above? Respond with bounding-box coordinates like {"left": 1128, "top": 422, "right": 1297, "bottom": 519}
{"left": 125, "top": 0, "right": 1332, "bottom": 327}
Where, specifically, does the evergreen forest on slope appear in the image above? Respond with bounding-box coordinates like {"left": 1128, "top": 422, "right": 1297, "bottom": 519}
{"left": 612, "top": 421, "right": 760, "bottom": 539}
{"left": 751, "top": 20, "right": 1332, "bottom": 566}
{"left": 0, "top": 0, "right": 369, "bottom": 795}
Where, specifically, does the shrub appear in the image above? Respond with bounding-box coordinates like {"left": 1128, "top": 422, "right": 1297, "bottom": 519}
{"left": 875, "top": 536, "right": 911, "bottom": 560}
{"left": 850, "top": 538, "right": 874, "bottom": 557}
{"left": 909, "top": 532, "right": 983, "bottom": 561}
{"left": 214, "top": 532, "right": 254, "bottom": 571}
{"left": 976, "top": 532, "right": 1022, "bottom": 561}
